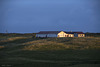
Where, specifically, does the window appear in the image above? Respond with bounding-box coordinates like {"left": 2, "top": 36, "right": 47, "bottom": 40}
{"left": 65, "top": 35, "right": 67, "bottom": 37}
{"left": 58, "top": 35, "right": 59, "bottom": 37}
{"left": 67, "top": 35, "right": 69, "bottom": 37}
{"left": 82, "top": 34, "right": 84, "bottom": 37}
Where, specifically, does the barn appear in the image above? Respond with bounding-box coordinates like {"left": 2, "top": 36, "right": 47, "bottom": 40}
{"left": 36, "top": 31, "right": 85, "bottom": 37}
{"left": 36, "top": 31, "right": 60, "bottom": 37}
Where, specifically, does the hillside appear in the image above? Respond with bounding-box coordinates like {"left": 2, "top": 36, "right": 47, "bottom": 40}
{"left": 0, "top": 35, "right": 100, "bottom": 67}
{"left": 23, "top": 37, "right": 100, "bottom": 50}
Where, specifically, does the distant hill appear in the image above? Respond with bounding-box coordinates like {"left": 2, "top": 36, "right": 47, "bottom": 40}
{"left": 85, "top": 33, "right": 100, "bottom": 37}
{"left": 0, "top": 33, "right": 36, "bottom": 37}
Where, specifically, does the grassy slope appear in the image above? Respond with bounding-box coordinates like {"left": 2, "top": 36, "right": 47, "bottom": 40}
{"left": 0, "top": 36, "right": 100, "bottom": 67}
{"left": 23, "top": 37, "right": 100, "bottom": 50}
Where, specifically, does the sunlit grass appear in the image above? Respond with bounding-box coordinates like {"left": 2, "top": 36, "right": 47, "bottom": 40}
{"left": 0, "top": 37, "right": 28, "bottom": 42}
{"left": 23, "top": 37, "right": 100, "bottom": 50}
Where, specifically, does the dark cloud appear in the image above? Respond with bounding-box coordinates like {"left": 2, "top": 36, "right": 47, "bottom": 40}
{"left": 0, "top": 0, "right": 100, "bottom": 33}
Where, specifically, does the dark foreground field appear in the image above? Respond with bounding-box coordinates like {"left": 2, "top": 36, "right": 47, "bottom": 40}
{"left": 0, "top": 36, "right": 100, "bottom": 67}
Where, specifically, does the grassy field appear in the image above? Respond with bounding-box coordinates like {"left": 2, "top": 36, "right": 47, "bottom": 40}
{"left": 0, "top": 35, "right": 100, "bottom": 67}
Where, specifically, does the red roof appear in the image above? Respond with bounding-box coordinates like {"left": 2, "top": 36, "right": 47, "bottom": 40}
{"left": 36, "top": 31, "right": 84, "bottom": 34}
{"left": 73, "top": 32, "right": 84, "bottom": 34}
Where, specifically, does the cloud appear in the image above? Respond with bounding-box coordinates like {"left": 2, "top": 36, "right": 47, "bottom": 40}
{"left": 0, "top": 0, "right": 100, "bottom": 33}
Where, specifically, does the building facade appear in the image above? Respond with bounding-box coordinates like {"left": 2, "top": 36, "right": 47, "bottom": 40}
{"left": 36, "top": 31, "right": 85, "bottom": 37}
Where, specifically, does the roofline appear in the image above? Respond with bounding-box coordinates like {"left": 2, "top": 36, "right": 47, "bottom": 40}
{"left": 36, "top": 31, "right": 85, "bottom": 34}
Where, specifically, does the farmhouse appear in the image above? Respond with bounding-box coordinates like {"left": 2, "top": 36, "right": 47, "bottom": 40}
{"left": 36, "top": 31, "right": 85, "bottom": 37}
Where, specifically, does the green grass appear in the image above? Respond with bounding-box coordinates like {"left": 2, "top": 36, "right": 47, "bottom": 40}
{"left": 0, "top": 36, "right": 100, "bottom": 67}
{"left": 0, "top": 49, "right": 100, "bottom": 67}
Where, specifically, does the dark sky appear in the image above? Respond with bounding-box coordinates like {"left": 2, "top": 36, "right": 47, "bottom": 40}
{"left": 0, "top": 0, "right": 100, "bottom": 33}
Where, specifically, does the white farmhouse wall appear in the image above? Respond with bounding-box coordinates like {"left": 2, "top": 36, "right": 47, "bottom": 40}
{"left": 78, "top": 34, "right": 85, "bottom": 37}
{"left": 57, "top": 31, "right": 67, "bottom": 37}
{"left": 68, "top": 34, "right": 74, "bottom": 37}
{"left": 58, "top": 31, "right": 74, "bottom": 37}
{"left": 74, "top": 33, "right": 85, "bottom": 37}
